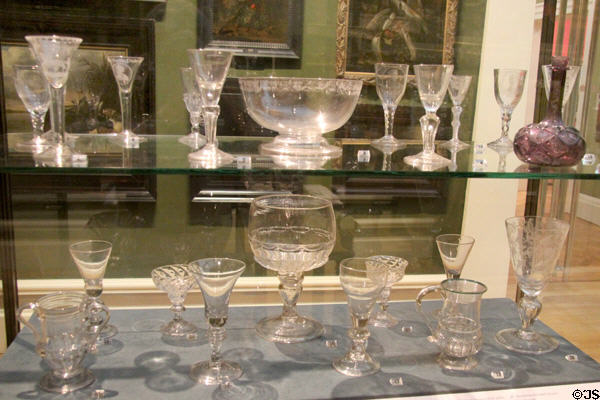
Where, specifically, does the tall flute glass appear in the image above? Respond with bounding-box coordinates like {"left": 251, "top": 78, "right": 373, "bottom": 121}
{"left": 371, "top": 63, "right": 409, "bottom": 151}
{"left": 179, "top": 67, "right": 207, "bottom": 149}
{"left": 25, "top": 35, "right": 82, "bottom": 166}
{"left": 107, "top": 56, "right": 145, "bottom": 148}
{"left": 187, "top": 49, "right": 233, "bottom": 168}
{"left": 487, "top": 69, "right": 527, "bottom": 149}
{"left": 440, "top": 75, "right": 472, "bottom": 150}
{"left": 13, "top": 65, "right": 51, "bottom": 153}
{"left": 404, "top": 64, "right": 453, "bottom": 171}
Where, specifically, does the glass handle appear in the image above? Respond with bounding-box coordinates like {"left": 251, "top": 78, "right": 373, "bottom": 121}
{"left": 17, "top": 302, "right": 41, "bottom": 342}
{"left": 415, "top": 284, "right": 442, "bottom": 335}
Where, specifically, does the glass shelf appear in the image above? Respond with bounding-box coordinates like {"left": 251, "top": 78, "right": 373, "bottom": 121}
{"left": 2, "top": 132, "right": 599, "bottom": 179}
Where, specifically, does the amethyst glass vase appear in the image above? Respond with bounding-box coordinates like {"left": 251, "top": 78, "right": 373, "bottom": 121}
{"left": 513, "top": 56, "right": 585, "bottom": 167}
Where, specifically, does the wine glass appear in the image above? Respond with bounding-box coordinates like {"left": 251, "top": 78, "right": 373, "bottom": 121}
{"left": 403, "top": 64, "right": 454, "bottom": 171}
{"left": 151, "top": 264, "right": 198, "bottom": 338}
{"left": 496, "top": 216, "right": 569, "bottom": 354}
{"left": 436, "top": 234, "right": 475, "bottom": 279}
{"left": 368, "top": 255, "right": 408, "bottom": 328}
{"left": 542, "top": 64, "right": 580, "bottom": 108}
{"left": 371, "top": 63, "right": 409, "bottom": 152}
{"left": 107, "top": 56, "right": 145, "bottom": 148}
{"left": 249, "top": 194, "right": 336, "bottom": 343}
{"left": 69, "top": 240, "right": 118, "bottom": 341}
{"left": 25, "top": 35, "right": 82, "bottom": 166}
{"left": 333, "top": 257, "right": 387, "bottom": 377}
{"left": 188, "top": 258, "right": 245, "bottom": 385}
{"left": 179, "top": 67, "right": 207, "bottom": 149}
{"left": 487, "top": 69, "right": 527, "bottom": 150}
{"left": 187, "top": 49, "right": 234, "bottom": 168}
{"left": 13, "top": 65, "right": 51, "bottom": 153}
{"left": 440, "top": 75, "right": 472, "bottom": 150}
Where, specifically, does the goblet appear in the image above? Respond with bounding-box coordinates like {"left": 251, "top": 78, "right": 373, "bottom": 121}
{"left": 487, "top": 68, "right": 527, "bottom": 150}
{"left": 368, "top": 255, "right": 408, "bottom": 328}
{"left": 440, "top": 75, "right": 472, "bottom": 150}
{"left": 333, "top": 257, "right": 387, "bottom": 377}
{"left": 249, "top": 194, "right": 336, "bottom": 343}
{"left": 69, "top": 240, "right": 118, "bottom": 341}
{"left": 188, "top": 258, "right": 245, "bottom": 385}
{"left": 403, "top": 64, "right": 454, "bottom": 171}
{"left": 187, "top": 49, "right": 233, "bottom": 168}
{"left": 107, "top": 56, "right": 145, "bottom": 148}
{"left": 179, "top": 67, "right": 207, "bottom": 149}
{"left": 496, "top": 216, "right": 569, "bottom": 354}
{"left": 25, "top": 35, "right": 82, "bottom": 166}
{"left": 371, "top": 63, "right": 409, "bottom": 151}
{"left": 151, "top": 264, "right": 198, "bottom": 338}
{"left": 13, "top": 65, "right": 51, "bottom": 153}
{"left": 436, "top": 234, "right": 475, "bottom": 279}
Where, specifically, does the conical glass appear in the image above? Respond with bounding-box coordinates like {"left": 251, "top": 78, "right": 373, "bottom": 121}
{"left": 69, "top": 240, "right": 118, "bottom": 342}
{"left": 368, "top": 255, "right": 408, "bottom": 328}
{"left": 249, "top": 194, "right": 335, "bottom": 343}
{"left": 107, "top": 56, "right": 145, "bottom": 148}
{"left": 496, "top": 216, "right": 570, "bottom": 354}
{"left": 179, "top": 67, "right": 207, "bottom": 149}
{"left": 333, "top": 257, "right": 387, "bottom": 377}
{"left": 436, "top": 234, "right": 475, "bottom": 279}
{"left": 188, "top": 258, "right": 245, "bottom": 385}
{"left": 13, "top": 64, "right": 51, "bottom": 153}
{"left": 25, "top": 35, "right": 82, "bottom": 166}
{"left": 187, "top": 49, "right": 234, "bottom": 168}
{"left": 542, "top": 64, "right": 580, "bottom": 108}
{"left": 371, "top": 63, "right": 409, "bottom": 152}
{"left": 404, "top": 64, "right": 454, "bottom": 171}
{"left": 440, "top": 75, "right": 472, "bottom": 150}
{"left": 151, "top": 264, "right": 198, "bottom": 338}
{"left": 487, "top": 68, "right": 527, "bottom": 150}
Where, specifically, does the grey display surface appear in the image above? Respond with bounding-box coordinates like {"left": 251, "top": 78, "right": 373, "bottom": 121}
{"left": 1, "top": 298, "right": 599, "bottom": 399}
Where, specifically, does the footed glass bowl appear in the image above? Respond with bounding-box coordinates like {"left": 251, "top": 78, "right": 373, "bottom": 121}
{"left": 239, "top": 77, "right": 363, "bottom": 159}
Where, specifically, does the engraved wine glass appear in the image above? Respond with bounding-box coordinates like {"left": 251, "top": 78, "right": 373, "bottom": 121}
{"left": 26, "top": 35, "right": 82, "bottom": 166}
{"left": 249, "top": 194, "right": 336, "bottom": 343}
{"left": 371, "top": 63, "right": 409, "bottom": 152}
{"left": 368, "top": 255, "right": 408, "bottom": 328}
{"left": 404, "top": 64, "right": 454, "bottom": 170}
{"left": 13, "top": 65, "right": 51, "bottom": 153}
{"left": 440, "top": 75, "right": 472, "bottom": 150}
{"left": 179, "top": 67, "right": 206, "bottom": 149}
{"left": 188, "top": 258, "right": 245, "bottom": 385}
{"left": 487, "top": 68, "right": 527, "bottom": 150}
{"left": 436, "top": 234, "right": 475, "bottom": 279}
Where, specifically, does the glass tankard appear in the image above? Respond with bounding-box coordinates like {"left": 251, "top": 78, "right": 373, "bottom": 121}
{"left": 17, "top": 291, "right": 110, "bottom": 393}
{"left": 416, "top": 279, "right": 487, "bottom": 371}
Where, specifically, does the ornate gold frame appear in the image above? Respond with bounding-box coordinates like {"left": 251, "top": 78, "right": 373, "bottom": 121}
{"left": 335, "top": 0, "right": 459, "bottom": 81}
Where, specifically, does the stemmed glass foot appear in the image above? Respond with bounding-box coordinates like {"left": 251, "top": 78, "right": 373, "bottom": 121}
{"left": 496, "top": 326, "right": 558, "bottom": 355}
{"left": 40, "top": 368, "right": 95, "bottom": 394}
{"left": 188, "top": 142, "right": 235, "bottom": 169}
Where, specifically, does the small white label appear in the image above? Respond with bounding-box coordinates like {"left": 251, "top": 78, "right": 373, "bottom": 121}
{"left": 475, "top": 144, "right": 485, "bottom": 154}
{"left": 236, "top": 155, "right": 252, "bottom": 169}
{"left": 389, "top": 377, "right": 404, "bottom": 386}
{"left": 357, "top": 150, "right": 370, "bottom": 163}
{"left": 491, "top": 370, "right": 505, "bottom": 380}
{"left": 582, "top": 153, "right": 596, "bottom": 165}
{"left": 472, "top": 158, "right": 487, "bottom": 171}
{"left": 565, "top": 354, "right": 579, "bottom": 362}
{"left": 595, "top": 164, "right": 600, "bottom": 174}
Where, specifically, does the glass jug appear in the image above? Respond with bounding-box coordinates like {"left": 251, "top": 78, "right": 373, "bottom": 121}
{"left": 416, "top": 278, "right": 487, "bottom": 370}
{"left": 17, "top": 291, "right": 110, "bottom": 393}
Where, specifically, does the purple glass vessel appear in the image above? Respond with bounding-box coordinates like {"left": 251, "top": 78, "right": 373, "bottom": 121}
{"left": 513, "top": 56, "right": 585, "bottom": 167}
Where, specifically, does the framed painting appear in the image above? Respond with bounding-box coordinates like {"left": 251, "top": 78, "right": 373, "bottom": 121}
{"left": 197, "top": 0, "right": 303, "bottom": 60}
{"left": 336, "top": 0, "right": 459, "bottom": 81}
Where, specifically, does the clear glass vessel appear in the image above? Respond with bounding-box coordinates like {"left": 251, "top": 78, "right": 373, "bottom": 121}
{"left": 248, "top": 194, "right": 336, "bottom": 343}
{"left": 179, "top": 67, "right": 207, "bottom": 149}
{"left": 440, "top": 75, "right": 472, "bottom": 151}
{"left": 368, "top": 255, "right": 408, "bottom": 328}
{"left": 188, "top": 258, "right": 245, "bottom": 385}
{"left": 435, "top": 234, "right": 475, "bottom": 279}
{"left": 542, "top": 63, "right": 580, "bottom": 108}
{"left": 487, "top": 68, "right": 527, "bottom": 150}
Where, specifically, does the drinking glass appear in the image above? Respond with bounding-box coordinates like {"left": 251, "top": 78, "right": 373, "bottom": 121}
{"left": 404, "top": 64, "right": 454, "bottom": 170}
{"left": 542, "top": 64, "right": 580, "bottom": 108}
{"left": 333, "top": 257, "right": 387, "bottom": 377}
{"left": 188, "top": 258, "right": 245, "bottom": 385}
{"left": 487, "top": 69, "right": 527, "bottom": 149}
{"left": 496, "top": 216, "right": 570, "bottom": 354}
{"left": 13, "top": 65, "right": 51, "bottom": 153}
{"left": 179, "top": 67, "right": 207, "bottom": 149}
{"left": 436, "top": 234, "right": 475, "bottom": 279}
{"left": 25, "top": 35, "right": 82, "bottom": 166}
{"left": 368, "top": 255, "right": 408, "bottom": 328}
{"left": 371, "top": 63, "right": 409, "bottom": 151}
{"left": 440, "top": 75, "right": 472, "bottom": 150}
{"left": 107, "top": 56, "right": 145, "bottom": 148}
{"left": 151, "top": 264, "right": 198, "bottom": 338}
{"left": 69, "top": 240, "right": 118, "bottom": 341}
{"left": 249, "top": 194, "right": 336, "bottom": 343}
{"left": 187, "top": 49, "right": 234, "bottom": 168}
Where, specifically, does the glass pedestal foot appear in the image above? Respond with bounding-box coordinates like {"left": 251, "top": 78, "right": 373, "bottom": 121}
{"left": 179, "top": 133, "right": 207, "bottom": 149}
{"left": 437, "top": 353, "right": 478, "bottom": 371}
{"left": 188, "top": 144, "right": 234, "bottom": 168}
{"left": 371, "top": 136, "right": 406, "bottom": 152}
{"left": 34, "top": 143, "right": 84, "bottom": 167}
{"left": 369, "top": 310, "right": 398, "bottom": 328}
{"left": 111, "top": 133, "right": 146, "bottom": 149}
{"left": 487, "top": 136, "right": 513, "bottom": 150}
{"left": 255, "top": 315, "right": 324, "bottom": 343}
{"left": 161, "top": 319, "right": 198, "bottom": 337}
{"left": 439, "top": 138, "right": 470, "bottom": 151}
{"left": 15, "top": 137, "right": 51, "bottom": 153}
{"left": 40, "top": 368, "right": 95, "bottom": 393}
{"left": 495, "top": 328, "right": 558, "bottom": 354}
{"left": 190, "top": 360, "right": 243, "bottom": 385}
{"left": 261, "top": 136, "right": 342, "bottom": 159}
{"left": 333, "top": 352, "right": 380, "bottom": 377}
{"left": 404, "top": 152, "right": 452, "bottom": 171}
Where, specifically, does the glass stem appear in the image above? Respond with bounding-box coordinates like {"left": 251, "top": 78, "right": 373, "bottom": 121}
{"left": 383, "top": 106, "right": 396, "bottom": 139}
{"left": 500, "top": 110, "right": 512, "bottom": 139}
{"left": 84, "top": 277, "right": 104, "bottom": 327}
{"left": 208, "top": 325, "right": 226, "bottom": 369}
{"left": 379, "top": 287, "right": 391, "bottom": 314}
{"left": 190, "top": 112, "right": 202, "bottom": 136}
{"left": 49, "top": 85, "right": 65, "bottom": 145}
{"left": 31, "top": 111, "right": 46, "bottom": 138}
{"left": 517, "top": 295, "right": 542, "bottom": 339}
{"left": 348, "top": 316, "right": 370, "bottom": 361}
{"left": 171, "top": 304, "right": 184, "bottom": 322}
{"left": 278, "top": 272, "right": 303, "bottom": 324}
{"left": 202, "top": 105, "right": 220, "bottom": 147}
{"left": 118, "top": 90, "right": 133, "bottom": 135}
{"left": 451, "top": 105, "right": 463, "bottom": 141}
{"left": 419, "top": 112, "right": 440, "bottom": 156}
